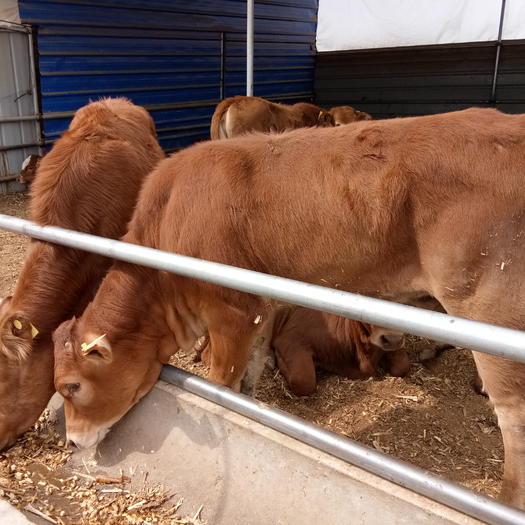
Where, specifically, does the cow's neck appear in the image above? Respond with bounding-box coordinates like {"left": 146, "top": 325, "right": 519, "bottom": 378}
{"left": 9, "top": 241, "right": 102, "bottom": 335}
{"left": 82, "top": 262, "right": 161, "bottom": 339}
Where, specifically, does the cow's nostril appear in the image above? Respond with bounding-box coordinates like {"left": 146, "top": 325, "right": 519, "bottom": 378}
{"left": 66, "top": 438, "right": 78, "bottom": 449}
{"left": 380, "top": 334, "right": 403, "bottom": 349}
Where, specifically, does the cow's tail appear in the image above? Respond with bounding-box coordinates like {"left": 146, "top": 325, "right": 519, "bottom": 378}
{"left": 210, "top": 98, "right": 237, "bottom": 140}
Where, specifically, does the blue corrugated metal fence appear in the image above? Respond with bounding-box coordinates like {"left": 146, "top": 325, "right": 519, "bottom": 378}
{"left": 18, "top": 0, "right": 317, "bottom": 152}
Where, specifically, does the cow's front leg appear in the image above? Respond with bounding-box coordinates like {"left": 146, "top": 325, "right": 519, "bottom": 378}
{"left": 207, "top": 328, "right": 255, "bottom": 392}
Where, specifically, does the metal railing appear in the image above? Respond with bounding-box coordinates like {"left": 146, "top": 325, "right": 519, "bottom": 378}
{"left": 2, "top": 212, "right": 525, "bottom": 524}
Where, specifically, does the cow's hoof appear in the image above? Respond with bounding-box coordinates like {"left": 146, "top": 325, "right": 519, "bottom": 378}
{"left": 240, "top": 378, "right": 255, "bottom": 396}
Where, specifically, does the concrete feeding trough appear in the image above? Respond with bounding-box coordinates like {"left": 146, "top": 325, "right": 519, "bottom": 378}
{"left": 20, "top": 368, "right": 489, "bottom": 525}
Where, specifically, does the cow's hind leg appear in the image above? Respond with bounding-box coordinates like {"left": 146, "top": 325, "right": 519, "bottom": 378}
{"left": 273, "top": 341, "right": 316, "bottom": 396}
{"left": 472, "top": 352, "right": 525, "bottom": 509}
{"left": 439, "top": 287, "right": 525, "bottom": 509}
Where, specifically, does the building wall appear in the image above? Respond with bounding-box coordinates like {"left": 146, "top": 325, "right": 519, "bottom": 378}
{"left": 0, "top": 23, "right": 40, "bottom": 193}
{"left": 18, "top": 0, "right": 317, "bottom": 152}
{"left": 315, "top": 40, "right": 525, "bottom": 118}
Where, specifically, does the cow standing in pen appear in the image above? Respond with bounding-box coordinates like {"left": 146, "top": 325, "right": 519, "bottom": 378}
{"left": 54, "top": 107, "right": 525, "bottom": 509}
{"left": 210, "top": 95, "right": 335, "bottom": 139}
{"left": 0, "top": 97, "right": 164, "bottom": 450}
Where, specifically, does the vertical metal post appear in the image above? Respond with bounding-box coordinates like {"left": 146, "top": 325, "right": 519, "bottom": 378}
{"left": 490, "top": 0, "right": 507, "bottom": 104}
{"left": 246, "top": 0, "right": 254, "bottom": 96}
{"left": 27, "top": 27, "right": 44, "bottom": 156}
{"left": 220, "top": 32, "right": 225, "bottom": 100}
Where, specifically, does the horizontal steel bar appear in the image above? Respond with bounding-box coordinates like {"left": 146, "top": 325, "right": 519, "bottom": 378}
{"left": 0, "top": 20, "right": 31, "bottom": 33}
{"left": 41, "top": 66, "right": 312, "bottom": 77}
{"left": 0, "top": 142, "right": 40, "bottom": 152}
{"left": 44, "top": 82, "right": 219, "bottom": 97}
{"left": 0, "top": 175, "right": 20, "bottom": 183}
{"left": 1, "top": 215, "right": 525, "bottom": 363}
{"left": 41, "top": 95, "right": 312, "bottom": 124}
{"left": 160, "top": 365, "right": 525, "bottom": 525}
{"left": 45, "top": 121, "right": 211, "bottom": 139}
{"left": 0, "top": 115, "right": 40, "bottom": 123}
{"left": 41, "top": 68, "right": 221, "bottom": 76}
{"left": 23, "top": 18, "right": 315, "bottom": 38}
{"left": 42, "top": 99, "right": 221, "bottom": 120}
{"left": 36, "top": 0, "right": 316, "bottom": 24}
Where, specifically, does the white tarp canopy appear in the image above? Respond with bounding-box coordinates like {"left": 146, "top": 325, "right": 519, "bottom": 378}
{"left": 316, "top": 0, "right": 525, "bottom": 52}
{"left": 0, "top": 0, "right": 21, "bottom": 25}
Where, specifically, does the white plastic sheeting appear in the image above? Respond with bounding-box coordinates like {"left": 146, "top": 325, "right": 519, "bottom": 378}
{"left": 0, "top": 0, "right": 21, "bottom": 24}
{"left": 316, "top": 0, "right": 524, "bottom": 52}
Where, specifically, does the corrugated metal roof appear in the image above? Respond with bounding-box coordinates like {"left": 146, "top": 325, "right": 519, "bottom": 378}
{"left": 18, "top": 0, "right": 317, "bottom": 152}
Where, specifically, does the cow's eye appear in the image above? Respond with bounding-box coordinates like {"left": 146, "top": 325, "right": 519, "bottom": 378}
{"left": 60, "top": 382, "right": 81, "bottom": 398}
{"left": 68, "top": 383, "right": 80, "bottom": 393}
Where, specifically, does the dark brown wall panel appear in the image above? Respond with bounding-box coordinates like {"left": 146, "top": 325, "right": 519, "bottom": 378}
{"left": 315, "top": 41, "right": 525, "bottom": 118}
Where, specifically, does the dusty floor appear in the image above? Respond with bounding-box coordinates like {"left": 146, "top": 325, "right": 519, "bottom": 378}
{"left": 0, "top": 410, "right": 205, "bottom": 525}
{"left": 0, "top": 193, "right": 503, "bottom": 510}
{"left": 0, "top": 194, "right": 30, "bottom": 298}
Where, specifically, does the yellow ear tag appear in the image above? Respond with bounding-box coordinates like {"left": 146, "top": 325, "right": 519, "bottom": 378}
{"left": 13, "top": 320, "right": 22, "bottom": 330}
{"left": 318, "top": 110, "right": 324, "bottom": 117}
{"left": 30, "top": 323, "right": 39, "bottom": 339}
{"left": 81, "top": 333, "right": 107, "bottom": 355}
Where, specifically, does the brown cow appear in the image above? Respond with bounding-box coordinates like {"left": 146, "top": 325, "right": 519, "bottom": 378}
{"left": 196, "top": 297, "right": 446, "bottom": 394}
{"left": 197, "top": 309, "right": 409, "bottom": 396}
{"left": 210, "top": 96, "right": 334, "bottom": 139}
{"left": 0, "top": 97, "right": 163, "bottom": 450}
{"left": 17, "top": 154, "right": 42, "bottom": 185}
{"left": 54, "top": 108, "right": 525, "bottom": 508}
{"left": 272, "top": 309, "right": 408, "bottom": 396}
{"left": 329, "top": 106, "right": 372, "bottom": 125}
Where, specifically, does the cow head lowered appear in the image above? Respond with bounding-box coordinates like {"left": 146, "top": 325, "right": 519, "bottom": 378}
{"left": 0, "top": 98, "right": 164, "bottom": 451}
{"left": 52, "top": 277, "right": 179, "bottom": 449}
{"left": 0, "top": 297, "right": 55, "bottom": 450}
{"left": 329, "top": 106, "right": 372, "bottom": 126}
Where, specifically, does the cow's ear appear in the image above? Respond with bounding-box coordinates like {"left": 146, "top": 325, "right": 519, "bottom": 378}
{"left": 7, "top": 314, "right": 39, "bottom": 341}
{"left": 80, "top": 333, "right": 112, "bottom": 361}
{"left": 0, "top": 313, "right": 37, "bottom": 360}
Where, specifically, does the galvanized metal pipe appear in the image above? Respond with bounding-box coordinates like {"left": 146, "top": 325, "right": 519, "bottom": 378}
{"left": 2, "top": 214, "right": 525, "bottom": 363}
{"left": 160, "top": 365, "right": 525, "bottom": 525}
{"left": 0, "top": 115, "right": 39, "bottom": 124}
{"left": 490, "top": 0, "right": 507, "bottom": 103}
{"left": 27, "top": 27, "right": 44, "bottom": 156}
{"left": 246, "top": 0, "right": 254, "bottom": 96}
{"left": 0, "top": 175, "right": 20, "bottom": 183}
{"left": 219, "top": 32, "right": 225, "bottom": 100}
{"left": 0, "top": 142, "right": 40, "bottom": 152}
{"left": 0, "top": 20, "right": 30, "bottom": 33}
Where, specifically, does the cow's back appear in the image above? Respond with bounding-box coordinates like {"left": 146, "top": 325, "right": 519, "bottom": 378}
{"left": 132, "top": 107, "right": 525, "bottom": 300}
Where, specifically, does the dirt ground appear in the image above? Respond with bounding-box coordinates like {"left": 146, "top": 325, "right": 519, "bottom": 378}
{"left": 0, "top": 194, "right": 30, "bottom": 298}
{"left": 0, "top": 193, "right": 503, "bottom": 504}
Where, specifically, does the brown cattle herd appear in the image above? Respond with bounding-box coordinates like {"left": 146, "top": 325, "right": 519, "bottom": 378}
{"left": 1, "top": 95, "right": 525, "bottom": 511}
